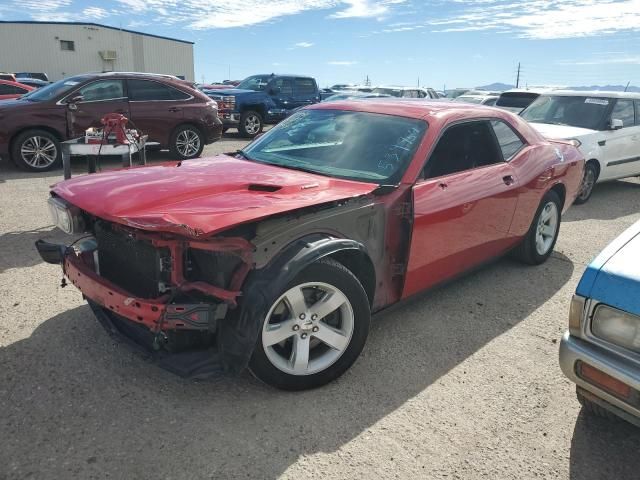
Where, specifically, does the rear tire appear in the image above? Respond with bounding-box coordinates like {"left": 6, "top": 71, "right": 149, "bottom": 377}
{"left": 169, "top": 124, "right": 204, "bottom": 160}
{"left": 513, "top": 190, "right": 562, "bottom": 265}
{"left": 11, "top": 129, "right": 61, "bottom": 172}
{"left": 238, "top": 111, "right": 263, "bottom": 138}
{"left": 574, "top": 162, "right": 597, "bottom": 205}
{"left": 577, "top": 390, "right": 619, "bottom": 421}
{"left": 249, "top": 258, "right": 370, "bottom": 390}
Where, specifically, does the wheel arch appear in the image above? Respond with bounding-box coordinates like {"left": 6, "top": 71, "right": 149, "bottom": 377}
{"left": 586, "top": 158, "right": 601, "bottom": 181}
{"left": 10, "top": 125, "right": 64, "bottom": 151}
{"left": 549, "top": 182, "right": 567, "bottom": 211}
{"left": 241, "top": 104, "right": 266, "bottom": 117}
{"left": 217, "top": 234, "right": 375, "bottom": 374}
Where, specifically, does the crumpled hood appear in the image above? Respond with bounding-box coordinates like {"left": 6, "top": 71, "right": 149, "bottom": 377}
{"left": 577, "top": 220, "right": 640, "bottom": 314}
{"left": 529, "top": 122, "right": 595, "bottom": 140}
{"left": 52, "top": 155, "right": 377, "bottom": 237}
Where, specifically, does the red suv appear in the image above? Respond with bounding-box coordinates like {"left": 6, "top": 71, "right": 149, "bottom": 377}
{"left": 0, "top": 72, "right": 222, "bottom": 171}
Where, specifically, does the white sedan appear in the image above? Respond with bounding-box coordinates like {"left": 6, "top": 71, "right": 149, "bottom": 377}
{"left": 521, "top": 90, "right": 640, "bottom": 203}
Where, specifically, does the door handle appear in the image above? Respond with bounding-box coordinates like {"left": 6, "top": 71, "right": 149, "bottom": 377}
{"left": 168, "top": 107, "right": 180, "bottom": 112}
{"left": 502, "top": 175, "right": 515, "bottom": 186}
{"left": 438, "top": 182, "right": 448, "bottom": 190}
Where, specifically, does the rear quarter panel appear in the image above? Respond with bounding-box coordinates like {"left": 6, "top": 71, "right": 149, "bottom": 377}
{"left": 509, "top": 140, "right": 584, "bottom": 237}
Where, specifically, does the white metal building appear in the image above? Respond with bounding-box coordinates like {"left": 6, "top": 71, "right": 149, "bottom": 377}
{"left": 0, "top": 21, "right": 195, "bottom": 82}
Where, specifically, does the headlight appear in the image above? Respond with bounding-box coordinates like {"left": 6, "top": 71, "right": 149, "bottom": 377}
{"left": 48, "top": 197, "right": 86, "bottom": 234}
{"left": 592, "top": 304, "right": 640, "bottom": 353}
{"left": 568, "top": 294, "right": 586, "bottom": 335}
{"left": 566, "top": 138, "right": 582, "bottom": 147}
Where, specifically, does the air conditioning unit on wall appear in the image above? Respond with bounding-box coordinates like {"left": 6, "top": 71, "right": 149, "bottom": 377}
{"left": 100, "top": 50, "right": 117, "bottom": 61}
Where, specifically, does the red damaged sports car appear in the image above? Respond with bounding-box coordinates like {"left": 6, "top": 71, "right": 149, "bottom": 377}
{"left": 37, "top": 100, "right": 584, "bottom": 390}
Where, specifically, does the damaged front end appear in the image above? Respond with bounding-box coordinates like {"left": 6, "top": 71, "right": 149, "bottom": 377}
{"left": 37, "top": 202, "right": 256, "bottom": 378}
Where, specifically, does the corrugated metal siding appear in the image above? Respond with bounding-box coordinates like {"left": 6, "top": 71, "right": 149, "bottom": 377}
{"left": 0, "top": 24, "right": 194, "bottom": 81}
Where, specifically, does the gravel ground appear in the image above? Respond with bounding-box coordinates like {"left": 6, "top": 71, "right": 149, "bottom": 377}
{"left": 1, "top": 135, "right": 640, "bottom": 480}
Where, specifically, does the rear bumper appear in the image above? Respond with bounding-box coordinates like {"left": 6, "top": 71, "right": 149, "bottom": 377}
{"left": 559, "top": 331, "right": 640, "bottom": 425}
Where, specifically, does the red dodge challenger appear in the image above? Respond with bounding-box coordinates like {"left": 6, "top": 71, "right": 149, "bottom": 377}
{"left": 37, "top": 100, "right": 584, "bottom": 390}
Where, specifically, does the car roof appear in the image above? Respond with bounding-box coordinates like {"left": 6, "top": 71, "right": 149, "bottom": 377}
{"left": 250, "top": 73, "right": 315, "bottom": 79}
{"left": 540, "top": 90, "right": 640, "bottom": 99}
{"left": 0, "top": 78, "right": 32, "bottom": 88}
{"left": 374, "top": 85, "right": 427, "bottom": 91}
{"left": 309, "top": 98, "right": 514, "bottom": 121}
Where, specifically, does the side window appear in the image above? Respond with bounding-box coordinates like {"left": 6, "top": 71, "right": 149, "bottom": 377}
{"left": 423, "top": 121, "right": 503, "bottom": 179}
{"left": 611, "top": 99, "right": 635, "bottom": 128}
{"left": 636, "top": 101, "right": 640, "bottom": 126}
{"left": 417, "top": 90, "right": 427, "bottom": 98}
{"left": 403, "top": 90, "right": 418, "bottom": 98}
{"left": 274, "top": 78, "right": 294, "bottom": 95}
{"left": 127, "top": 79, "right": 190, "bottom": 101}
{"left": 77, "top": 80, "right": 124, "bottom": 102}
{"left": 491, "top": 120, "right": 525, "bottom": 160}
{"left": 0, "top": 84, "right": 26, "bottom": 95}
{"left": 294, "top": 78, "right": 317, "bottom": 97}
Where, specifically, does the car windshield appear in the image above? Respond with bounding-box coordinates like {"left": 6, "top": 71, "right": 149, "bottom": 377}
{"left": 496, "top": 92, "right": 539, "bottom": 110}
{"left": 372, "top": 87, "right": 403, "bottom": 97}
{"left": 241, "top": 109, "right": 427, "bottom": 184}
{"left": 521, "top": 95, "right": 610, "bottom": 130}
{"left": 20, "top": 76, "right": 86, "bottom": 102}
{"left": 236, "top": 75, "right": 273, "bottom": 91}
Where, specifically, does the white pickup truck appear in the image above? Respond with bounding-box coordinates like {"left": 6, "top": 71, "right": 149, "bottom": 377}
{"left": 521, "top": 90, "right": 640, "bottom": 203}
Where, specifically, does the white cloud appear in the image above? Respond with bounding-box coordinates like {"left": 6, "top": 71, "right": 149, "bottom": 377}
{"left": 328, "top": 60, "right": 358, "bottom": 65}
{"left": 83, "top": 7, "right": 109, "bottom": 19}
{"left": 429, "top": 0, "right": 640, "bottom": 39}
{"left": 330, "top": 0, "right": 406, "bottom": 19}
{"left": 294, "top": 41, "right": 315, "bottom": 47}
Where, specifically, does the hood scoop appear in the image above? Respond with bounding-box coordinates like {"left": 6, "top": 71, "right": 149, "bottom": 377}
{"left": 247, "top": 183, "right": 282, "bottom": 193}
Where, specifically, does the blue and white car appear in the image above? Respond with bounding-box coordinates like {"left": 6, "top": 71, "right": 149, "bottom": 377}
{"left": 560, "top": 220, "right": 640, "bottom": 427}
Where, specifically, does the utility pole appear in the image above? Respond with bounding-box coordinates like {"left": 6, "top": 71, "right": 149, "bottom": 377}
{"left": 625, "top": 81, "right": 631, "bottom": 92}
{"left": 516, "top": 62, "right": 521, "bottom": 88}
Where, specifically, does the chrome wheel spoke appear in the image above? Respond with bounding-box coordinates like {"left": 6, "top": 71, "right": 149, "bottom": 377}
{"left": 314, "top": 323, "right": 349, "bottom": 351}
{"left": 291, "top": 335, "right": 310, "bottom": 373}
{"left": 284, "top": 287, "right": 307, "bottom": 319}
{"left": 309, "top": 291, "right": 347, "bottom": 321}
{"left": 263, "top": 319, "right": 297, "bottom": 347}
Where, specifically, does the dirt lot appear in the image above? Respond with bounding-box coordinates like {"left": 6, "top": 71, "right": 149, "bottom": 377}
{"left": 1, "top": 134, "right": 639, "bottom": 480}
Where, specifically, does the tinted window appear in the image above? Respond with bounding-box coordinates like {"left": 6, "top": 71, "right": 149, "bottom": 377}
{"left": 237, "top": 75, "right": 272, "bottom": 91}
{"left": 295, "top": 78, "right": 316, "bottom": 96}
{"left": 22, "top": 76, "right": 88, "bottom": 102}
{"left": 78, "top": 80, "right": 124, "bottom": 101}
{"left": 0, "top": 84, "right": 27, "bottom": 95}
{"left": 274, "top": 78, "right": 294, "bottom": 95}
{"left": 636, "top": 101, "right": 640, "bottom": 126}
{"left": 424, "top": 121, "right": 502, "bottom": 178}
{"left": 127, "top": 79, "right": 190, "bottom": 101}
{"left": 491, "top": 120, "right": 524, "bottom": 160}
{"left": 611, "top": 99, "right": 635, "bottom": 128}
{"left": 243, "top": 109, "right": 427, "bottom": 184}
{"left": 496, "top": 92, "right": 539, "bottom": 109}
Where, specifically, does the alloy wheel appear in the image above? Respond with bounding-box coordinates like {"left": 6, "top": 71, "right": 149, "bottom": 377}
{"left": 535, "top": 201, "right": 559, "bottom": 255}
{"left": 175, "top": 129, "right": 201, "bottom": 157}
{"left": 20, "top": 136, "right": 57, "bottom": 169}
{"left": 243, "top": 115, "right": 261, "bottom": 135}
{"left": 262, "top": 282, "right": 355, "bottom": 376}
{"left": 577, "top": 167, "right": 596, "bottom": 202}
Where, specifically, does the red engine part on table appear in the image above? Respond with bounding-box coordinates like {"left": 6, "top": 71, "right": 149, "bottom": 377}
{"left": 101, "top": 113, "right": 133, "bottom": 144}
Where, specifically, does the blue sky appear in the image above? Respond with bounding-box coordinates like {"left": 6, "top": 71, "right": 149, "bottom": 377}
{"left": 2, "top": 0, "right": 640, "bottom": 88}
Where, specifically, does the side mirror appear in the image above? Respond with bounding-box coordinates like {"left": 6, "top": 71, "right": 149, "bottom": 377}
{"left": 67, "top": 95, "right": 84, "bottom": 110}
{"left": 269, "top": 87, "right": 281, "bottom": 95}
{"left": 610, "top": 118, "right": 623, "bottom": 130}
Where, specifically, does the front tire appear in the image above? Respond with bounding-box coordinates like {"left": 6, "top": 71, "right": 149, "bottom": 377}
{"left": 11, "top": 129, "right": 61, "bottom": 171}
{"left": 170, "top": 125, "right": 204, "bottom": 160}
{"left": 574, "top": 162, "right": 597, "bottom": 205}
{"left": 249, "top": 258, "right": 370, "bottom": 390}
{"left": 577, "top": 389, "right": 620, "bottom": 422}
{"left": 513, "top": 190, "right": 562, "bottom": 265}
{"left": 238, "top": 110, "right": 263, "bottom": 138}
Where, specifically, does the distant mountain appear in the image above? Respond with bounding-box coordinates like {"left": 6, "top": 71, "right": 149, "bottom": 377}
{"left": 476, "top": 82, "right": 515, "bottom": 91}
{"left": 476, "top": 82, "right": 639, "bottom": 93}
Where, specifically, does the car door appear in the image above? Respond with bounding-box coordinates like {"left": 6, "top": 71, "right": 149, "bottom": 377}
{"left": 268, "top": 77, "right": 296, "bottom": 112}
{"left": 600, "top": 98, "right": 640, "bottom": 179}
{"left": 127, "top": 79, "right": 188, "bottom": 146}
{"left": 292, "top": 77, "right": 320, "bottom": 108}
{"left": 402, "top": 119, "right": 522, "bottom": 298}
{"left": 64, "top": 79, "right": 129, "bottom": 137}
